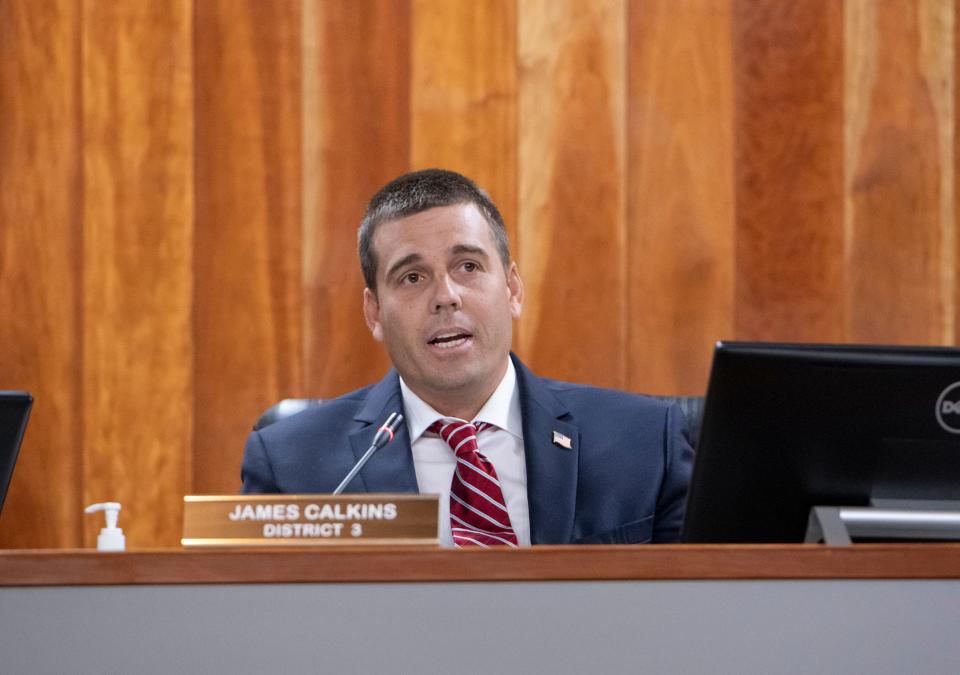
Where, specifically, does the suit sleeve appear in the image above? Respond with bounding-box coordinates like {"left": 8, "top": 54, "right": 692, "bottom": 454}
{"left": 240, "top": 429, "right": 280, "bottom": 494}
{"left": 652, "top": 403, "right": 695, "bottom": 542}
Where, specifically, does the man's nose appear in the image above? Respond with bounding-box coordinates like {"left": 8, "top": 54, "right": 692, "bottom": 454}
{"left": 432, "top": 274, "right": 462, "bottom": 312}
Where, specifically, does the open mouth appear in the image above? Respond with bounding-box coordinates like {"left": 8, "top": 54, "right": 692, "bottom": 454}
{"left": 428, "top": 331, "right": 472, "bottom": 350}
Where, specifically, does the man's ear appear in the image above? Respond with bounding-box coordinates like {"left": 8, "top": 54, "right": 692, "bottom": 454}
{"left": 362, "top": 288, "right": 384, "bottom": 342}
{"left": 507, "top": 262, "right": 523, "bottom": 319}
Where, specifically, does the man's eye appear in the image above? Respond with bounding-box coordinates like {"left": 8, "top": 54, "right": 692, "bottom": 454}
{"left": 462, "top": 261, "right": 478, "bottom": 272}
{"left": 402, "top": 272, "right": 421, "bottom": 284}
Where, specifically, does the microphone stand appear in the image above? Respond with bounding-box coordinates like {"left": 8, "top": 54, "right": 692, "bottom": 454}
{"left": 332, "top": 412, "right": 404, "bottom": 495}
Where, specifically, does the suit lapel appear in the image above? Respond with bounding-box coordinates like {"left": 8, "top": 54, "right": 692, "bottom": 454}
{"left": 345, "top": 370, "right": 419, "bottom": 494}
{"left": 513, "top": 355, "right": 579, "bottom": 544}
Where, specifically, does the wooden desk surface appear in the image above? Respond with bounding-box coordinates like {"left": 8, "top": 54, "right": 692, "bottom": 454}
{"left": 2, "top": 543, "right": 959, "bottom": 586}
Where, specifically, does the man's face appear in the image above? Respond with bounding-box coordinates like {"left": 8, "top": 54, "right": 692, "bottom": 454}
{"left": 362, "top": 203, "right": 523, "bottom": 412}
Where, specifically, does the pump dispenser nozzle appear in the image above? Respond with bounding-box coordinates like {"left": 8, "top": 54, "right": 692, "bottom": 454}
{"left": 84, "top": 502, "right": 126, "bottom": 552}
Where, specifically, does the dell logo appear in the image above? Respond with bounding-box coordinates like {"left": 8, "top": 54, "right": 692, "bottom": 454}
{"left": 943, "top": 401, "right": 960, "bottom": 415}
{"left": 935, "top": 381, "right": 960, "bottom": 434}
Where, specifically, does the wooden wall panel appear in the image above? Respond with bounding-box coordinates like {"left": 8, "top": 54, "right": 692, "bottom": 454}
{"left": 302, "top": 0, "right": 407, "bottom": 398}
{"left": 517, "top": 0, "right": 627, "bottom": 387}
{"left": 627, "top": 0, "right": 735, "bottom": 395}
{"left": 410, "top": 0, "right": 518, "bottom": 246}
{"left": 0, "top": 1, "right": 82, "bottom": 548}
{"left": 845, "top": 0, "right": 954, "bottom": 344}
{"left": 732, "top": 1, "right": 846, "bottom": 342}
{"left": 81, "top": 1, "right": 193, "bottom": 547}
{"left": 2, "top": 0, "right": 960, "bottom": 549}
{"left": 957, "top": 0, "right": 960, "bottom": 344}
{"left": 193, "top": 1, "right": 303, "bottom": 495}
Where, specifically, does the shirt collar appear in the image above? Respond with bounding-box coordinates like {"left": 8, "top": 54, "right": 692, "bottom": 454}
{"left": 399, "top": 358, "right": 523, "bottom": 442}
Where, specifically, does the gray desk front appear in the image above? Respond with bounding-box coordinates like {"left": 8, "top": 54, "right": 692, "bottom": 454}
{"left": 2, "top": 545, "right": 958, "bottom": 674}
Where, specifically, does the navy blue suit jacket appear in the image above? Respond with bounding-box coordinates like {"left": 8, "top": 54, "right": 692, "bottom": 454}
{"left": 241, "top": 354, "right": 694, "bottom": 544}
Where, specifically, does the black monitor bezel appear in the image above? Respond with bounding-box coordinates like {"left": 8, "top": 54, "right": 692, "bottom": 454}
{"left": 681, "top": 342, "right": 960, "bottom": 543}
{"left": 0, "top": 391, "right": 33, "bottom": 516}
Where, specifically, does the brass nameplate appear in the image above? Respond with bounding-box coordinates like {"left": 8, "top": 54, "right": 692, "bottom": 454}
{"left": 182, "top": 494, "right": 439, "bottom": 547}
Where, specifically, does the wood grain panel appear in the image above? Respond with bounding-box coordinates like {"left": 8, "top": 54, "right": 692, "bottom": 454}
{"left": 3, "top": 545, "right": 960, "bottom": 586}
{"left": 193, "top": 1, "right": 303, "bottom": 495}
{"left": 627, "top": 0, "right": 734, "bottom": 395}
{"left": 845, "top": 1, "right": 954, "bottom": 345}
{"left": 410, "top": 0, "right": 518, "bottom": 251}
{"left": 81, "top": 1, "right": 193, "bottom": 548}
{"left": 732, "top": 1, "right": 846, "bottom": 341}
{"left": 957, "top": 0, "right": 960, "bottom": 345}
{"left": 4, "top": 0, "right": 960, "bottom": 550}
{"left": 517, "top": 0, "right": 627, "bottom": 387}
{"left": 302, "top": 0, "right": 408, "bottom": 398}
{"left": 0, "top": 1, "right": 82, "bottom": 548}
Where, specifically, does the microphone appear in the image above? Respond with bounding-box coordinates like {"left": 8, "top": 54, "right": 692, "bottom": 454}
{"left": 332, "top": 412, "right": 405, "bottom": 495}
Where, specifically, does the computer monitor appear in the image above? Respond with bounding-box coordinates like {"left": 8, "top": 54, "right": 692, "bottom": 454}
{"left": 0, "top": 392, "right": 32, "bottom": 515}
{"left": 681, "top": 343, "right": 960, "bottom": 543}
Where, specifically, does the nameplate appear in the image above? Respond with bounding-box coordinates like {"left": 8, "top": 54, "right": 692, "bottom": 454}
{"left": 182, "top": 494, "right": 439, "bottom": 547}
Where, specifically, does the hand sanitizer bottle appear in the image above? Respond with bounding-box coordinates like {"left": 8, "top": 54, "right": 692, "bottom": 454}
{"left": 84, "top": 502, "right": 126, "bottom": 552}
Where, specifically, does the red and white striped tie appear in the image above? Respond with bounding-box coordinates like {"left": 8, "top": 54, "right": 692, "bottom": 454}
{"left": 428, "top": 419, "right": 519, "bottom": 547}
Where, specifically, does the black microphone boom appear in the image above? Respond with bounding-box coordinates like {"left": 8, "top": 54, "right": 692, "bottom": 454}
{"left": 332, "top": 412, "right": 404, "bottom": 495}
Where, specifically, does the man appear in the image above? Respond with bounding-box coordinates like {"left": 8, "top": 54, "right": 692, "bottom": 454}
{"left": 242, "top": 169, "right": 693, "bottom": 545}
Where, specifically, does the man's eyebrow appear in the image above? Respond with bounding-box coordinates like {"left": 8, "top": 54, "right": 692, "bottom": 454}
{"left": 385, "top": 253, "right": 422, "bottom": 281}
{"left": 451, "top": 244, "right": 489, "bottom": 257}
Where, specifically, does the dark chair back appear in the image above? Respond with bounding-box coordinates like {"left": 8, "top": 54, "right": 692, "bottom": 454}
{"left": 651, "top": 395, "right": 705, "bottom": 450}
{"left": 253, "top": 399, "right": 323, "bottom": 431}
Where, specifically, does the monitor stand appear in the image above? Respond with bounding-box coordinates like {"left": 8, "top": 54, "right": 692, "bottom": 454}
{"left": 805, "top": 499, "right": 960, "bottom": 545}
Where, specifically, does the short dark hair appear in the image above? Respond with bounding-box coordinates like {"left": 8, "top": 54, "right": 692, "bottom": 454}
{"left": 358, "top": 168, "right": 511, "bottom": 290}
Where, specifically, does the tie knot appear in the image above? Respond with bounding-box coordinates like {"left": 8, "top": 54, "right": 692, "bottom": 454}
{"left": 429, "top": 420, "right": 490, "bottom": 456}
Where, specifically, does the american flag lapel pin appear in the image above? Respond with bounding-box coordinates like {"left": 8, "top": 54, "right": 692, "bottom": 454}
{"left": 552, "top": 430, "right": 573, "bottom": 450}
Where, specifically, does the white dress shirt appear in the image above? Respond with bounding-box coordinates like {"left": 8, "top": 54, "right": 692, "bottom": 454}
{"left": 400, "top": 359, "right": 530, "bottom": 547}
